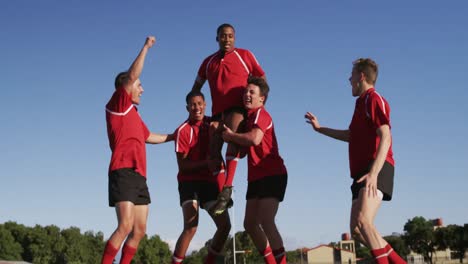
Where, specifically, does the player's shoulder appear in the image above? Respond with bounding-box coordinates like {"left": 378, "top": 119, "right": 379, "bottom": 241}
{"left": 367, "top": 89, "right": 388, "bottom": 103}
{"left": 176, "top": 120, "right": 191, "bottom": 134}
{"left": 255, "top": 107, "right": 272, "bottom": 120}
{"left": 235, "top": 48, "right": 253, "bottom": 55}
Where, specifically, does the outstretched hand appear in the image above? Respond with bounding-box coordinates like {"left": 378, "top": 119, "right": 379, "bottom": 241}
{"left": 304, "top": 112, "right": 321, "bottom": 131}
{"left": 145, "top": 36, "right": 156, "bottom": 48}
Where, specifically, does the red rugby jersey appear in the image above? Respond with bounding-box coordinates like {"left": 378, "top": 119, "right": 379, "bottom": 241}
{"left": 196, "top": 48, "right": 265, "bottom": 115}
{"left": 106, "top": 88, "right": 150, "bottom": 177}
{"left": 348, "top": 88, "right": 394, "bottom": 178}
{"left": 245, "top": 107, "right": 287, "bottom": 182}
{"left": 174, "top": 116, "right": 217, "bottom": 182}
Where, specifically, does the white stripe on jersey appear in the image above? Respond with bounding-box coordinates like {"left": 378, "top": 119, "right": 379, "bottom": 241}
{"left": 254, "top": 108, "right": 262, "bottom": 124}
{"left": 374, "top": 91, "right": 387, "bottom": 115}
{"left": 105, "top": 104, "right": 134, "bottom": 116}
{"left": 253, "top": 108, "right": 273, "bottom": 131}
{"left": 233, "top": 50, "right": 250, "bottom": 74}
{"left": 365, "top": 91, "right": 387, "bottom": 118}
{"left": 175, "top": 122, "right": 191, "bottom": 152}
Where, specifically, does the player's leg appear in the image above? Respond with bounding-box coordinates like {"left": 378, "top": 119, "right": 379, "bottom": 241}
{"left": 244, "top": 199, "right": 276, "bottom": 264}
{"left": 205, "top": 203, "right": 231, "bottom": 264}
{"left": 120, "top": 204, "right": 149, "bottom": 264}
{"left": 351, "top": 188, "right": 389, "bottom": 263}
{"left": 257, "top": 198, "right": 287, "bottom": 264}
{"left": 223, "top": 110, "right": 245, "bottom": 187}
{"left": 209, "top": 119, "right": 224, "bottom": 163}
{"left": 172, "top": 200, "right": 199, "bottom": 264}
{"left": 257, "top": 175, "right": 288, "bottom": 264}
{"left": 101, "top": 201, "right": 135, "bottom": 264}
{"left": 210, "top": 110, "right": 244, "bottom": 216}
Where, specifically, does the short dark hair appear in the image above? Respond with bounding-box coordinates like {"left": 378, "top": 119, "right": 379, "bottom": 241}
{"left": 352, "top": 58, "right": 379, "bottom": 85}
{"left": 114, "top": 71, "right": 130, "bottom": 89}
{"left": 186, "top": 90, "right": 205, "bottom": 105}
{"left": 247, "top": 76, "right": 269, "bottom": 104}
{"left": 216, "top": 23, "right": 235, "bottom": 36}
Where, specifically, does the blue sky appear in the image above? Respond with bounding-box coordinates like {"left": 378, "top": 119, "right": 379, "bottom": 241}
{"left": 1, "top": 0, "right": 467, "bottom": 253}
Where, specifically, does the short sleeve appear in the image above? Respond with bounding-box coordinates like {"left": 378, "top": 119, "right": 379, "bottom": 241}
{"left": 142, "top": 120, "right": 150, "bottom": 141}
{"left": 175, "top": 125, "right": 191, "bottom": 155}
{"left": 367, "top": 93, "right": 390, "bottom": 129}
{"left": 246, "top": 50, "right": 265, "bottom": 77}
{"left": 196, "top": 55, "right": 212, "bottom": 82}
{"left": 253, "top": 108, "right": 272, "bottom": 133}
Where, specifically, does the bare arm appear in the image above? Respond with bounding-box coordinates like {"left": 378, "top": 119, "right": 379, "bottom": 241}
{"left": 191, "top": 78, "right": 205, "bottom": 92}
{"left": 304, "top": 112, "right": 349, "bottom": 142}
{"left": 146, "top": 132, "right": 174, "bottom": 144}
{"left": 222, "top": 124, "right": 264, "bottom": 147}
{"left": 127, "top": 36, "right": 156, "bottom": 84}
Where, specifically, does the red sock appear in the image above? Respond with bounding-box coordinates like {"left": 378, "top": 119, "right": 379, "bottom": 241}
{"left": 273, "top": 246, "right": 286, "bottom": 264}
{"left": 371, "top": 247, "right": 389, "bottom": 264}
{"left": 216, "top": 166, "right": 226, "bottom": 191}
{"left": 101, "top": 241, "right": 119, "bottom": 264}
{"left": 385, "top": 244, "right": 407, "bottom": 264}
{"left": 172, "top": 253, "right": 184, "bottom": 264}
{"left": 225, "top": 153, "right": 239, "bottom": 186}
{"left": 119, "top": 244, "right": 137, "bottom": 264}
{"left": 261, "top": 246, "right": 277, "bottom": 264}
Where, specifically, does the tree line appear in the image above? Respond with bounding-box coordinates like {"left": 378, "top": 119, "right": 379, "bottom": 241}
{"left": 0, "top": 221, "right": 171, "bottom": 263}
{"left": 1, "top": 216, "right": 467, "bottom": 264}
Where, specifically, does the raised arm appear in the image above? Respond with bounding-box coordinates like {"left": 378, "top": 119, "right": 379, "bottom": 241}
{"left": 127, "top": 36, "right": 156, "bottom": 84}
{"left": 305, "top": 112, "right": 349, "bottom": 142}
{"left": 191, "top": 78, "right": 205, "bottom": 92}
{"left": 222, "top": 124, "right": 264, "bottom": 147}
{"left": 146, "top": 132, "right": 174, "bottom": 144}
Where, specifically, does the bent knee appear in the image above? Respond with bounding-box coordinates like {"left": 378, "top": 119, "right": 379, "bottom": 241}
{"left": 355, "top": 217, "right": 374, "bottom": 233}
{"left": 117, "top": 222, "right": 134, "bottom": 236}
{"left": 351, "top": 226, "right": 361, "bottom": 239}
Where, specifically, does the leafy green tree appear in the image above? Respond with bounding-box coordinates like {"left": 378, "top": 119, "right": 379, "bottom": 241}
{"left": 60, "top": 227, "right": 104, "bottom": 264}
{"left": 184, "top": 246, "right": 208, "bottom": 264}
{"left": 3, "top": 221, "right": 30, "bottom": 261}
{"left": 285, "top": 248, "right": 303, "bottom": 264}
{"left": 384, "top": 235, "right": 410, "bottom": 259}
{"left": 403, "top": 216, "right": 436, "bottom": 264}
{"left": 133, "top": 234, "right": 172, "bottom": 263}
{"left": 23, "top": 224, "right": 65, "bottom": 264}
{"left": 0, "top": 224, "right": 23, "bottom": 260}
{"left": 435, "top": 224, "right": 468, "bottom": 263}
{"left": 355, "top": 241, "right": 371, "bottom": 259}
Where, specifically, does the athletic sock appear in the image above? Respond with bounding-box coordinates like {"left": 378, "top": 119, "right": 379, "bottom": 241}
{"left": 172, "top": 253, "right": 185, "bottom": 264}
{"left": 261, "top": 246, "right": 277, "bottom": 264}
{"left": 101, "top": 241, "right": 119, "bottom": 264}
{"left": 273, "top": 246, "right": 286, "bottom": 264}
{"left": 371, "top": 247, "right": 389, "bottom": 264}
{"left": 385, "top": 243, "right": 407, "bottom": 264}
{"left": 225, "top": 153, "right": 239, "bottom": 186}
{"left": 119, "top": 244, "right": 137, "bottom": 264}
